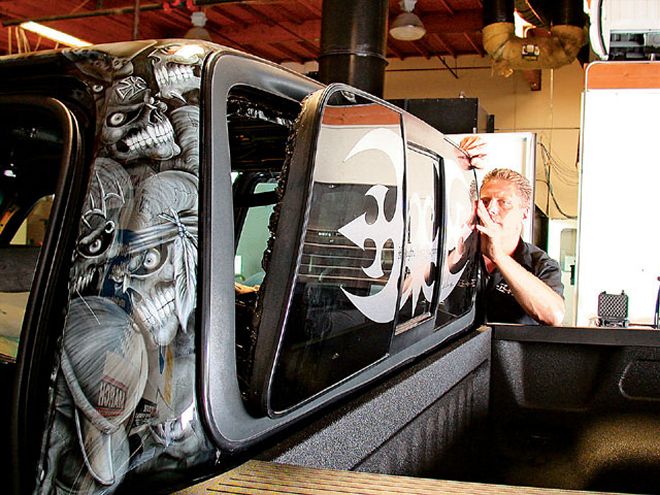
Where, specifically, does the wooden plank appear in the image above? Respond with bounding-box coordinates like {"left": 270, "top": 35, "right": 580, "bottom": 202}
{"left": 173, "top": 460, "right": 620, "bottom": 495}
{"left": 586, "top": 61, "right": 660, "bottom": 90}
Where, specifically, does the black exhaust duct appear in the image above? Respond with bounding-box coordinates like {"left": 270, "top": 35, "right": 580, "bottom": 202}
{"left": 485, "top": 0, "right": 584, "bottom": 29}
{"left": 318, "top": 0, "right": 388, "bottom": 98}
{"left": 483, "top": 0, "right": 514, "bottom": 25}
{"left": 552, "top": 0, "right": 585, "bottom": 27}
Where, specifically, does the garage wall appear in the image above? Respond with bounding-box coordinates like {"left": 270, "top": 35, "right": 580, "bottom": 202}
{"left": 284, "top": 55, "right": 584, "bottom": 220}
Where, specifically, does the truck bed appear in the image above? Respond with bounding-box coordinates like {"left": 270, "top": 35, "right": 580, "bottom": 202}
{"left": 197, "top": 325, "right": 659, "bottom": 495}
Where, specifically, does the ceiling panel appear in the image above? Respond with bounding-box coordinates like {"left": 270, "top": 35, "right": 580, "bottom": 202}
{"left": 0, "top": 1, "right": 486, "bottom": 63}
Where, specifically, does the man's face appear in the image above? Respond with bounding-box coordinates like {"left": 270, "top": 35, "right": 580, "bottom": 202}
{"left": 479, "top": 179, "right": 528, "bottom": 240}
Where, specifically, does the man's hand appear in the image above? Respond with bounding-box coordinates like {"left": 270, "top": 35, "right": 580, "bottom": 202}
{"left": 235, "top": 282, "right": 258, "bottom": 295}
{"left": 456, "top": 135, "right": 488, "bottom": 170}
{"left": 476, "top": 199, "right": 506, "bottom": 262}
{"left": 477, "top": 199, "right": 565, "bottom": 325}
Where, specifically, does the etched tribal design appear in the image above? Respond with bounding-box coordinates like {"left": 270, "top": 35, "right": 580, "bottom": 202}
{"left": 338, "top": 128, "right": 405, "bottom": 324}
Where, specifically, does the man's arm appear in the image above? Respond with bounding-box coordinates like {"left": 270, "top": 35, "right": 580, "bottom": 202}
{"left": 477, "top": 202, "right": 565, "bottom": 325}
{"left": 485, "top": 252, "right": 565, "bottom": 325}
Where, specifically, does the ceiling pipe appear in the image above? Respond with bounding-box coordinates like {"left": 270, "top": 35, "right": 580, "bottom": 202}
{"left": 318, "top": 0, "right": 388, "bottom": 97}
{"left": 482, "top": 0, "right": 586, "bottom": 76}
{"left": 132, "top": 0, "right": 141, "bottom": 40}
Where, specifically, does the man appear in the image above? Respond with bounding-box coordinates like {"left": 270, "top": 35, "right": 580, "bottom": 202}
{"left": 477, "top": 168, "right": 564, "bottom": 325}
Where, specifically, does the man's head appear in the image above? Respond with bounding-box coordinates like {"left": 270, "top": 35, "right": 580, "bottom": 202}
{"left": 479, "top": 168, "right": 531, "bottom": 240}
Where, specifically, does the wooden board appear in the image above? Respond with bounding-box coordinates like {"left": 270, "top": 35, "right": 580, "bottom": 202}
{"left": 586, "top": 61, "right": 660, "bottom": 90}
{"left": 172, "top": 460, "right": 618, "bottom": 495}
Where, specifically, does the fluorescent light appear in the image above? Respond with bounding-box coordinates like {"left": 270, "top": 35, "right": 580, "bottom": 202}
{"left": 390, "top": 12, "right": 426, "bottom": 41}
{"left": 390, "top": 0, "right": 426, "bottom": 42}
{"left": 19, "top": 21, "right": 91, "bottom": 48}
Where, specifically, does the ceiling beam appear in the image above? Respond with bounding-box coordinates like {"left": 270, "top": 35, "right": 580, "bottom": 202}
{"left": 295, "top": 0, "right": 322, "bottom": 17}
{"left": 438, "top": 0, "right": 455, "bottom": 15}
{"left": 463, "top": 32, "right": 484, "bottom": 56}
{"left": 271, "top": 42, "right": 304, "bottom": 63}
{"left": 276, "top": 4, "right": 304, "bottom": 25}
{"left": 215, "top": 10, "right": 480, "bottom": 45}
{"left": 430, "top": 33, "right": 456, "bottom": 58}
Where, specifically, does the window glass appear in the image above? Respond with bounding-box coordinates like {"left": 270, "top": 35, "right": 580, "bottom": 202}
{"left": 269, "top": 93, "right": 404, "bottom": 412}
{"left": 396, "top": 146, "right": 440, "bottom": 333}
{"left": 0, "top": 107, "right": 65, "bottom": 363}
{"left": 436, "top": 159, "right": 479, "bottom": 326}
{"left": 10, "top": 195, "right": 54, "bottom": 246}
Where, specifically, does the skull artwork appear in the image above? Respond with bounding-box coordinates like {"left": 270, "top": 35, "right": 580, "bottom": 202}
{"left": 101, "top": 76, "right": 181, "bottom": 162}
{"left": 149, "top": 44, "right": 205, "bottom": 102}
{"left": 71, "top": 158, "right": 132, "bottom": 296}
{"left": 161, "top": 105, "right": 200, "bottom": 175}
{"left": 111, "top": 171, "right": 198, "bottom": 346}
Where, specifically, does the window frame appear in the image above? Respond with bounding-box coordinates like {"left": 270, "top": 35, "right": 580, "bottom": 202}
{"left": 262, "top": 92, "right": 405, "bottom": 415}
{"left": 4, "top": 95, "right": 87, "bottom": 494}
{"left": 249, "top": 84, "right": 479, "bottom": 418}
{"left": 201, "top": 68, "right": 479, "bottom": 453}
{"left": 200, "top": 51, "right": 323, "bottom": 451}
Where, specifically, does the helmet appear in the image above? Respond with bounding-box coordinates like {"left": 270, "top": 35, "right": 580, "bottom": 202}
{"left": 61, "top": 296, "right": 148, "bottom": 485}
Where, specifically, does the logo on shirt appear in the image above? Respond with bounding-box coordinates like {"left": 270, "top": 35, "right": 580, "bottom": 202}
{"left": 495, "top": 281, "right": 512, "bottom": 295}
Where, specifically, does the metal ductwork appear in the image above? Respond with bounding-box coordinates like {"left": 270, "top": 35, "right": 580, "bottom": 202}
{"left": 318, "top": 0, "right": 388, "bottom": 97}
{"left": 482, "top": 0, "right": 586, "bottom": 76}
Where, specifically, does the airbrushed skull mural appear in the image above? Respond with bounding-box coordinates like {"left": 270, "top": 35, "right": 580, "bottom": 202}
{"left": 149, "top": 43, "right": 204, "bottom": 102}
{"left": 71, "top": 158, "right": 132, "bottom": 296}
{"left": 101, "top": 75, "right": 181, "bottom": 162}
{"left": 36, "top": 41, "right": 215, "bottom": 495}
{"left": 112, "top": 170, "right": 198, "bottom": 347}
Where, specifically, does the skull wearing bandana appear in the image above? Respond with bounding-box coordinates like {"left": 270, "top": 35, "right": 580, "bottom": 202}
{"left": 111, "top": 171, "right": 198, "bottom": 346}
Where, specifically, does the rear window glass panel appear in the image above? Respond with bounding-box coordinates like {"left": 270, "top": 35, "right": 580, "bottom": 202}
{"left": 396, "top": 146, "right": 441, "bottom": 333}
{"left": 269, "top": 94, "right": 404, "bottom": 413}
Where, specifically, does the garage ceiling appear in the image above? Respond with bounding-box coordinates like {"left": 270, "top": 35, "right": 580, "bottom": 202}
{"left": 0, "top": 0, "right": 485, "bottom": 63}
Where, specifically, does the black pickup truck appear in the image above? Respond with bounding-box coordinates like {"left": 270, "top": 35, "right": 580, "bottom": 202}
{"left": 1, "top": 40, "right": 658, "bottom": 495}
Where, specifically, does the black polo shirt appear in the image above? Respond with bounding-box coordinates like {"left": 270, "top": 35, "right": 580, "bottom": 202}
{"left": 483, "top": 239, "right": 564, "bottom": 325}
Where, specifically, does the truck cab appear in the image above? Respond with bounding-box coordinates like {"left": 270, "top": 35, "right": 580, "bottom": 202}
{"left": 0, "top": 40, "right": 480, "bottom": 494}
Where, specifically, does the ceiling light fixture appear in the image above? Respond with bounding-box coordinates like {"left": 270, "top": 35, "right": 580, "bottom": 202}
{"left": 184, "top": 11, "right": 212, "bottom": 42}
{"left": 389, "top": 0, "right": 426, "bottom": 41}
{"left": 19, "top": 21, "right": 91, "bottom": 48}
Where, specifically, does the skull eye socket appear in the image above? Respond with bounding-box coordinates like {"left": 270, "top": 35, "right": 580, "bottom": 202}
{"left": 107, "top": 107, "right": 142, "bottom": 128}
{"left": 77, "top": 232, "right": 113, "bottom": 258}
{"left": 143, "top": 248, "right": 161, "bottom": 270}
{"left": 108, "top": 112, "right": 126, "bottom": 126}
{"left": 88, "top": 238, "right": 103, "bottom": 254}
{"left": 77, "top": 220, "right": 115, "bottom": 258}
{"left": 129, "top": 246, "right": 167, "bottom": 276}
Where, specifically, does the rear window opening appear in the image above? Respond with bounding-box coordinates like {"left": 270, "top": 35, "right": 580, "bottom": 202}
{"left": 227, "top": 86, "right": 300, "bottom": 407}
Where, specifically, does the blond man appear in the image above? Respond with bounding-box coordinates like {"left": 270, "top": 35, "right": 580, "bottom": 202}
{"left": 477, "top": 168, "right": 565, "bottom": 325}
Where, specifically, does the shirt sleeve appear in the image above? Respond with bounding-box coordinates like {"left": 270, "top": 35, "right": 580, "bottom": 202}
{"left": 533, "top": 253, "right": 564, "bottom": 297}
